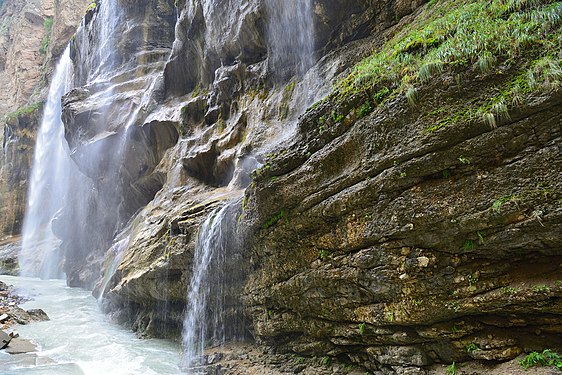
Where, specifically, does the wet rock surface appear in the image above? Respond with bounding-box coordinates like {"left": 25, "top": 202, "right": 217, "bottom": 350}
{"left": 0, "top": 238, "right": 21, "bottom": 275}
{"left": 188, "top": 342, "right": 558, "bottom": 375}
{"left": 99, "top": 0, "right": 423, "bottom": 343}
{"left": 0, "top": 278, "right": 49, "bottom": 367}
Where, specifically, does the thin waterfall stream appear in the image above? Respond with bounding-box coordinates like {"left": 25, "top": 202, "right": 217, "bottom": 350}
{"left": 181, "top": 200, "right": 247, "bottom": 372}
{"left": 179, "top": 0, "right": 316, "bottom": 370}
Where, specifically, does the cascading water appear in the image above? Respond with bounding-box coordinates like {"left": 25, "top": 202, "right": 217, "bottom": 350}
{"left": 181, "top": 202, "right": 247, "bottom": 371}
{"left": 180, "top": 1, "right": 316, "bottom": 370}
{"left": 265, "top": 0, "right": 315, "bottom": 79}
{"left": 19, "top": 0, "right": 168, "bottom": 284}
{"left": 19, "top": 47, "right": 74, "bottom": 279}
{"left": 19, "top": 0, "right": 124, "bottom": 280}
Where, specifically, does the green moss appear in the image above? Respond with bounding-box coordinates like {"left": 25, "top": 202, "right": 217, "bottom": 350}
{"left": 262, "top": 210, "right": 287, "bottom": 230}
{"left": 3, "top": 102, "right": 42, "bottom": 122}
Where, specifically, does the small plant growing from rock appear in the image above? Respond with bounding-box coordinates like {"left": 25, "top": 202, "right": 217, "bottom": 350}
{"left": 466, "top": 343, "right": 480, "bottom": 353}
{"left": 491, "top": 195, "right": 515, "bottom": 213}
{"left": 405, "top": 86, "right": 418, "bottom": 106}
{"left": 477, "top": 231, "right": 485, "bottom": 244}
{"left": 467, "top": 273, "right": 479, "bottom": 286}
{"left": 373, "top": 87, "right": 390, "bottom": 103}
{"left": 262, "top": 209, "right": 287, "bottom": 230}
{"left": 358, "top": 322, "right": 366, "bottom": 335}
{"left": 519, "top": 349, "right": 562, "bottom": 370}
{"left": 501, "top": 286, "right": 518, "bottom": 295}
{"left": 446, "top": 362, "right": 458, "bottom": 375}
{"left": 532, "top": 285, "right": 551, "bottom": 293}
{"left": 357, "top": 102, "right": 373, "bottom": 118}
{"left": 319, "top": 249, "right": 332, "bottom": 260}
{"left": 331, "top": 110, "right": 344, "bottom": 123}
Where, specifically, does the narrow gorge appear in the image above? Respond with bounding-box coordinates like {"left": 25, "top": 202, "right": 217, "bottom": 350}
{"left": 0, "top": 0, "right": 561, "bottom": 374}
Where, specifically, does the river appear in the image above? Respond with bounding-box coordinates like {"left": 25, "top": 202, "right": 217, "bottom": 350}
{"left": 0, "top": 276, "right": 181, "bottom": 375}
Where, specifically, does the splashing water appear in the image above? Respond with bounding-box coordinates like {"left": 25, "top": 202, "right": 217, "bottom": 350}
{"left": 181, "top": 202, "right": 246, "bottom": 372}
{"left": 265, "top": 0, "right": 316, "bottom": 80}
{"left": 97, "top": 235, "right": 131, "bottom": 302}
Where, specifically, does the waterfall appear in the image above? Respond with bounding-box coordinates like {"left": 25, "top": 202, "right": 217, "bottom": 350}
{"left": 181, "top": 202, "right": 246, "bottom": 371}
{"left": 19, "top": 47, "right": 74, "bottom": 279}
{"left": 180, "top": 1, "right": 316, "bottom": 369}
{"left": 19, "top": 0, "right": 164, "bottom": 284}
{"left": 265, "top": 0, "right": 315, "bottom": 80}
{"left": 18, "top": 0, "right": 122, "bottom": 280}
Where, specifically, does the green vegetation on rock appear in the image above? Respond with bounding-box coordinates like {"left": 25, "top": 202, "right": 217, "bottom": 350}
{"left": 3, "top": 102, "right": 42, "bottom": 122}
{"left": 86, "top": 2, "right": 97, "bottom": 12}
{"left": 39, "top": 17, "right": 53, "bottom": 55}
{"left": 519, "top": 349, "right": 562, "bottom": 370}
{"left": 324, "top": 0, "right": 562, "bottom": 129}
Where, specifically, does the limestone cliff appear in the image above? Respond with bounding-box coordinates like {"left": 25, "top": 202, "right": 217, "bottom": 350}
{"left": 90, "top": 0, "right": 425, "bottom": 341}
{"left": 0, "top": 0, "right": 89, "bottom": 240}
{"left": 1, "top": 0, "right": 561, "bottom": 373}
{"left": 99, "top": 0, "right": 561, "bottom": 373}
{"left": 242, "top": 1, "right": 562, "bottom": 372}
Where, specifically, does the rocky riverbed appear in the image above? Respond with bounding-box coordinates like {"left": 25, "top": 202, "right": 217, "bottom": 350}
{"left": 0, "top": 278, "right": 49, "bottom": 361}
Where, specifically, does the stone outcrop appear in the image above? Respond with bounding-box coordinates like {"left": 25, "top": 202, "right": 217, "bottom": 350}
{"left": 0, "top": 109, "right": 40, "bottom": 238}
{"left": 95, "top": 0, "right": 425, "bottom": 342}
{"left": 239, "top": 3, "right": 562, "bottom": 371}
{"left": 243, "top": 81, "right": 561, "bottom": 371}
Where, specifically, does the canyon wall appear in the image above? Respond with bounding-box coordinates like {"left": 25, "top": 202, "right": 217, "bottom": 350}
{"left": 1, "top": 0, "right": 561, "bottom": 373}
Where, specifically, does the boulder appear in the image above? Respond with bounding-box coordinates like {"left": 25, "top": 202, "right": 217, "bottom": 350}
{"left": 0, "top": 330, "right": 12, "bottom": 349}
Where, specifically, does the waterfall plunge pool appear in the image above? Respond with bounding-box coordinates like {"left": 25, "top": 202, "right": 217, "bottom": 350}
{"left": 0, "top": 276, "right": 182, "bottom": 375}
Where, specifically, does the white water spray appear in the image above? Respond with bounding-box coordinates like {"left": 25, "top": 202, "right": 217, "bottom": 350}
{"left": 265, "top": 0, "right": 316, "bottom": 79}
{"left": 181, "top": 202, "right": 247, "bottom": 371}
{"left": 19, "top": 47, "right": 74, "bottom": 279}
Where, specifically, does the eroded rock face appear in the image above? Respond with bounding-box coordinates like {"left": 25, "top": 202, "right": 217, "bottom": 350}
{"left": 0, "top": 110, "right": 40, "bottom": 238}
{"left": 99, "top": 0, "right": 416, "bottom": 338}
{"left": 93, "top": 0, "right": 433, "bottom": 350}
{"left": 242, "top": 55, "right": 562, "bottom": 372}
